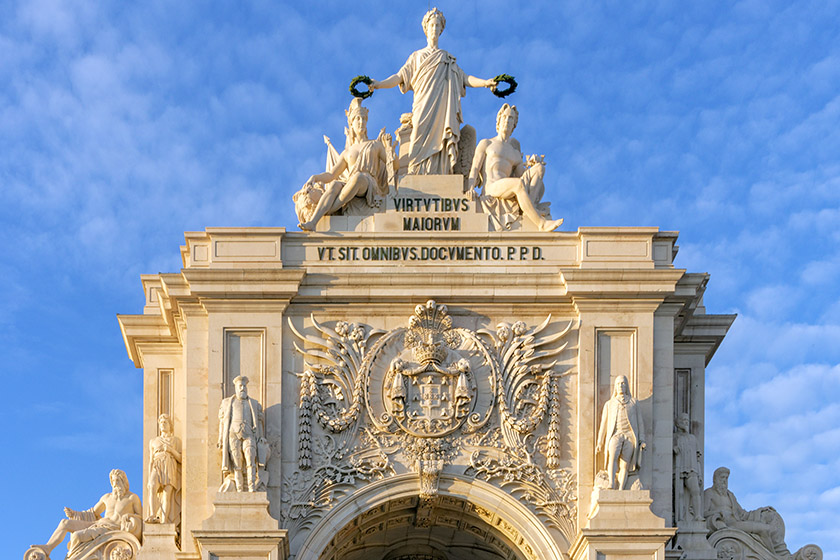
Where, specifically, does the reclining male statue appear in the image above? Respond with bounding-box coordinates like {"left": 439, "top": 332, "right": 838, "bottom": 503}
{"left": 704, "top": 467, "right": 822, "bottom": 560}
{"left": 27, "top": 469, "right": 142, "bottom": 560}
{"left": 467, "top": 103, "right": 563, "bottom": 232}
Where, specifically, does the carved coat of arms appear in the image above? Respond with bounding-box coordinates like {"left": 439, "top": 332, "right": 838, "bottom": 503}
{"left": 285, "top": 301, "right": 579, "bottom": 544}
{"left": 374, "top": 301, "right": 494, "bottom": 439}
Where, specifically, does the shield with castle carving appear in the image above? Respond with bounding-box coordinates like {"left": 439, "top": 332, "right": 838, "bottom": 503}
{"left": 366, "top": 301, "right": 496, "bottom": 439}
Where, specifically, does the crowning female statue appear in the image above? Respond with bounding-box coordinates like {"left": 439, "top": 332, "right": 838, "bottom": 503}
{"left": 370, "top": 8, "right": 499, "bottom": 175}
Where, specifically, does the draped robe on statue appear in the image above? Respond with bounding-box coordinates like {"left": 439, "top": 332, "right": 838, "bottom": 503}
{"left": 398, "top": 47, "right": 467, "bottom": 174}
{"left": 324, "top": 137, "right": 389, "bottom": 207}
{"left": 347, "top": 140, "right": 389, "bottom": 206}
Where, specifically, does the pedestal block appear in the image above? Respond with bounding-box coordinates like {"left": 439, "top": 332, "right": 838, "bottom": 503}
{"left": 674, "top": 519, "right": 716, "bottom": 560}
{"left": 375, "top": 174, "right": 490, "bottom": 232}
{"left": 138, "top": 523, "right": 179, "bottom": 560}
{"left": 193, "top": 492, "right": 288, "bottom": 560}
{"left": 570, "top": 489, "right": 676, "bottom": 560}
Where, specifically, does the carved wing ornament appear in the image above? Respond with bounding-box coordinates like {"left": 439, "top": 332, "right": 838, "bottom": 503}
{"left": 478, "top": 316, "right": 574, "bottom": 451}
{"left": 286, "top": 301, "right": 579, "bottom": 541}
{"left": 290, "top": 316, "right": 383, "bottom": 433}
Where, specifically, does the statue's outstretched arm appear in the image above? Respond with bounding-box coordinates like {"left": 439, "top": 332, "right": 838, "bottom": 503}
{"left": 64, "top": 506, "right": 98, "bottom": 522}
{"left": 466, "top": 75, "right": 496, "bottom": 88}
{"left": 67, "top": 496, "right": 106, "bottom": 520}
{"left": 370, "top": 74, "right": 401, "bottom": 90}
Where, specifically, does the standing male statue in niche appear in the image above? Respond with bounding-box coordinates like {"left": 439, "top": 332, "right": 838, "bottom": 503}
{"left": 468, "top": 103, "right": 564, "bottom": 232}
{"left": 596, "top": 375, "right": 646, "bottom": 490}
{"left": 674, "top": 412, "right": 703, "bottom": 521}
{"left": 369, "top": 8, "right": 499, "bottom": 175}
{"left": 218, "top": 375, "right": 268, "bottom": 492}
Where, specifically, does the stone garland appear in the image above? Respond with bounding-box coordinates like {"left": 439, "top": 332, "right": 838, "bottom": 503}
{"left": 546, "top": 374, "right": 563, "bottom": 470}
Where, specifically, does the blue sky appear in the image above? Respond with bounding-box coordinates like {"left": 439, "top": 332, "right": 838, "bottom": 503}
{"left": 2, "top": 0, "right": 838, "bottom": 556}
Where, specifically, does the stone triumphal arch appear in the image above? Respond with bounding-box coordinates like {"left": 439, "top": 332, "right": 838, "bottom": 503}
{"left": 26, "top": 9, "right": 824, "bottom": 560}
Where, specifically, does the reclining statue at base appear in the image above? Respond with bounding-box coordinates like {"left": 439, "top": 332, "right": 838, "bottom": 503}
{"left": 704, "top": 467, "right": 822, "bottom": 560}
{"left": 26, "top": 469, "right": 142, "bottom": 560}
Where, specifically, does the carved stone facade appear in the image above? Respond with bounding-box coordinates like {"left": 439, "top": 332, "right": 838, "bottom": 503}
{"left": 27, "top": 11, "right": 825, "bottom": 560}
{"left": 107, "top": 210, "right": 753, "bottom": 560}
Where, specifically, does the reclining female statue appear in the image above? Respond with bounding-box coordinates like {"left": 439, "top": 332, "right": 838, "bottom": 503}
{"left": 295, "top": 97, "right": 396, "bottom": 231}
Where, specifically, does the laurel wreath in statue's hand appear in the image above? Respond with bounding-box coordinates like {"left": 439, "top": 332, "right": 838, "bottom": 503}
{"left": 349, "top": 75, "right": 374, "bottom": 99}
{"left": 491, "top": 74, "right": 517, "bottom": 98}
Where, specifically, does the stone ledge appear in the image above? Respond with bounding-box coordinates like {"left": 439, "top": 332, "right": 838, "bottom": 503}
{"left": 194, "top": 492, "right": 288, "bottom": 560}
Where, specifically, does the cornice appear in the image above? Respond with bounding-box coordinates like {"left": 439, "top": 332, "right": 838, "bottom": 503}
{"left": 675, "top": 313, "right": 737, "bottom": 364}
{"left": 181, "top": 268, "right": 306, "bottom": 298}
{"left": 117, "top": 314, "right": 178, "bottom": 368}
{"left": 294, "top": 270, "right": 570, "bottom": 303}
{"left": 561, "top": 268, "right": 686, "bottom": 298}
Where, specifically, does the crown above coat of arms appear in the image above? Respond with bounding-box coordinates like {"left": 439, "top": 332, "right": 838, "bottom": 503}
{"left": 404, "top": 301, "right": 461, "bottom": 364}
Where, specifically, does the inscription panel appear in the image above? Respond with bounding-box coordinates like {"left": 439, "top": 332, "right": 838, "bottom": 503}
{"left": 285, "top": 235, "right": 581, "bottom": 266}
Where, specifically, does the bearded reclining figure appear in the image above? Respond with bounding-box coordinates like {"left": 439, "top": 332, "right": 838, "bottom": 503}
{"left": 27, "top": 469, "right": 142, "bottom": 560}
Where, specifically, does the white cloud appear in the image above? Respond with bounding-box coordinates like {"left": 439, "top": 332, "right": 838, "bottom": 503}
{"left": 16, "top": 0, "right": 93, "bottom": 46}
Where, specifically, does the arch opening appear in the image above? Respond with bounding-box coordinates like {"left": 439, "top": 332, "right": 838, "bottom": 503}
{"left": 298, "top": 474, "right": 567, "bottom": 560}
{"left": 321, "top": 495, "right": 520, "bottom": 560}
